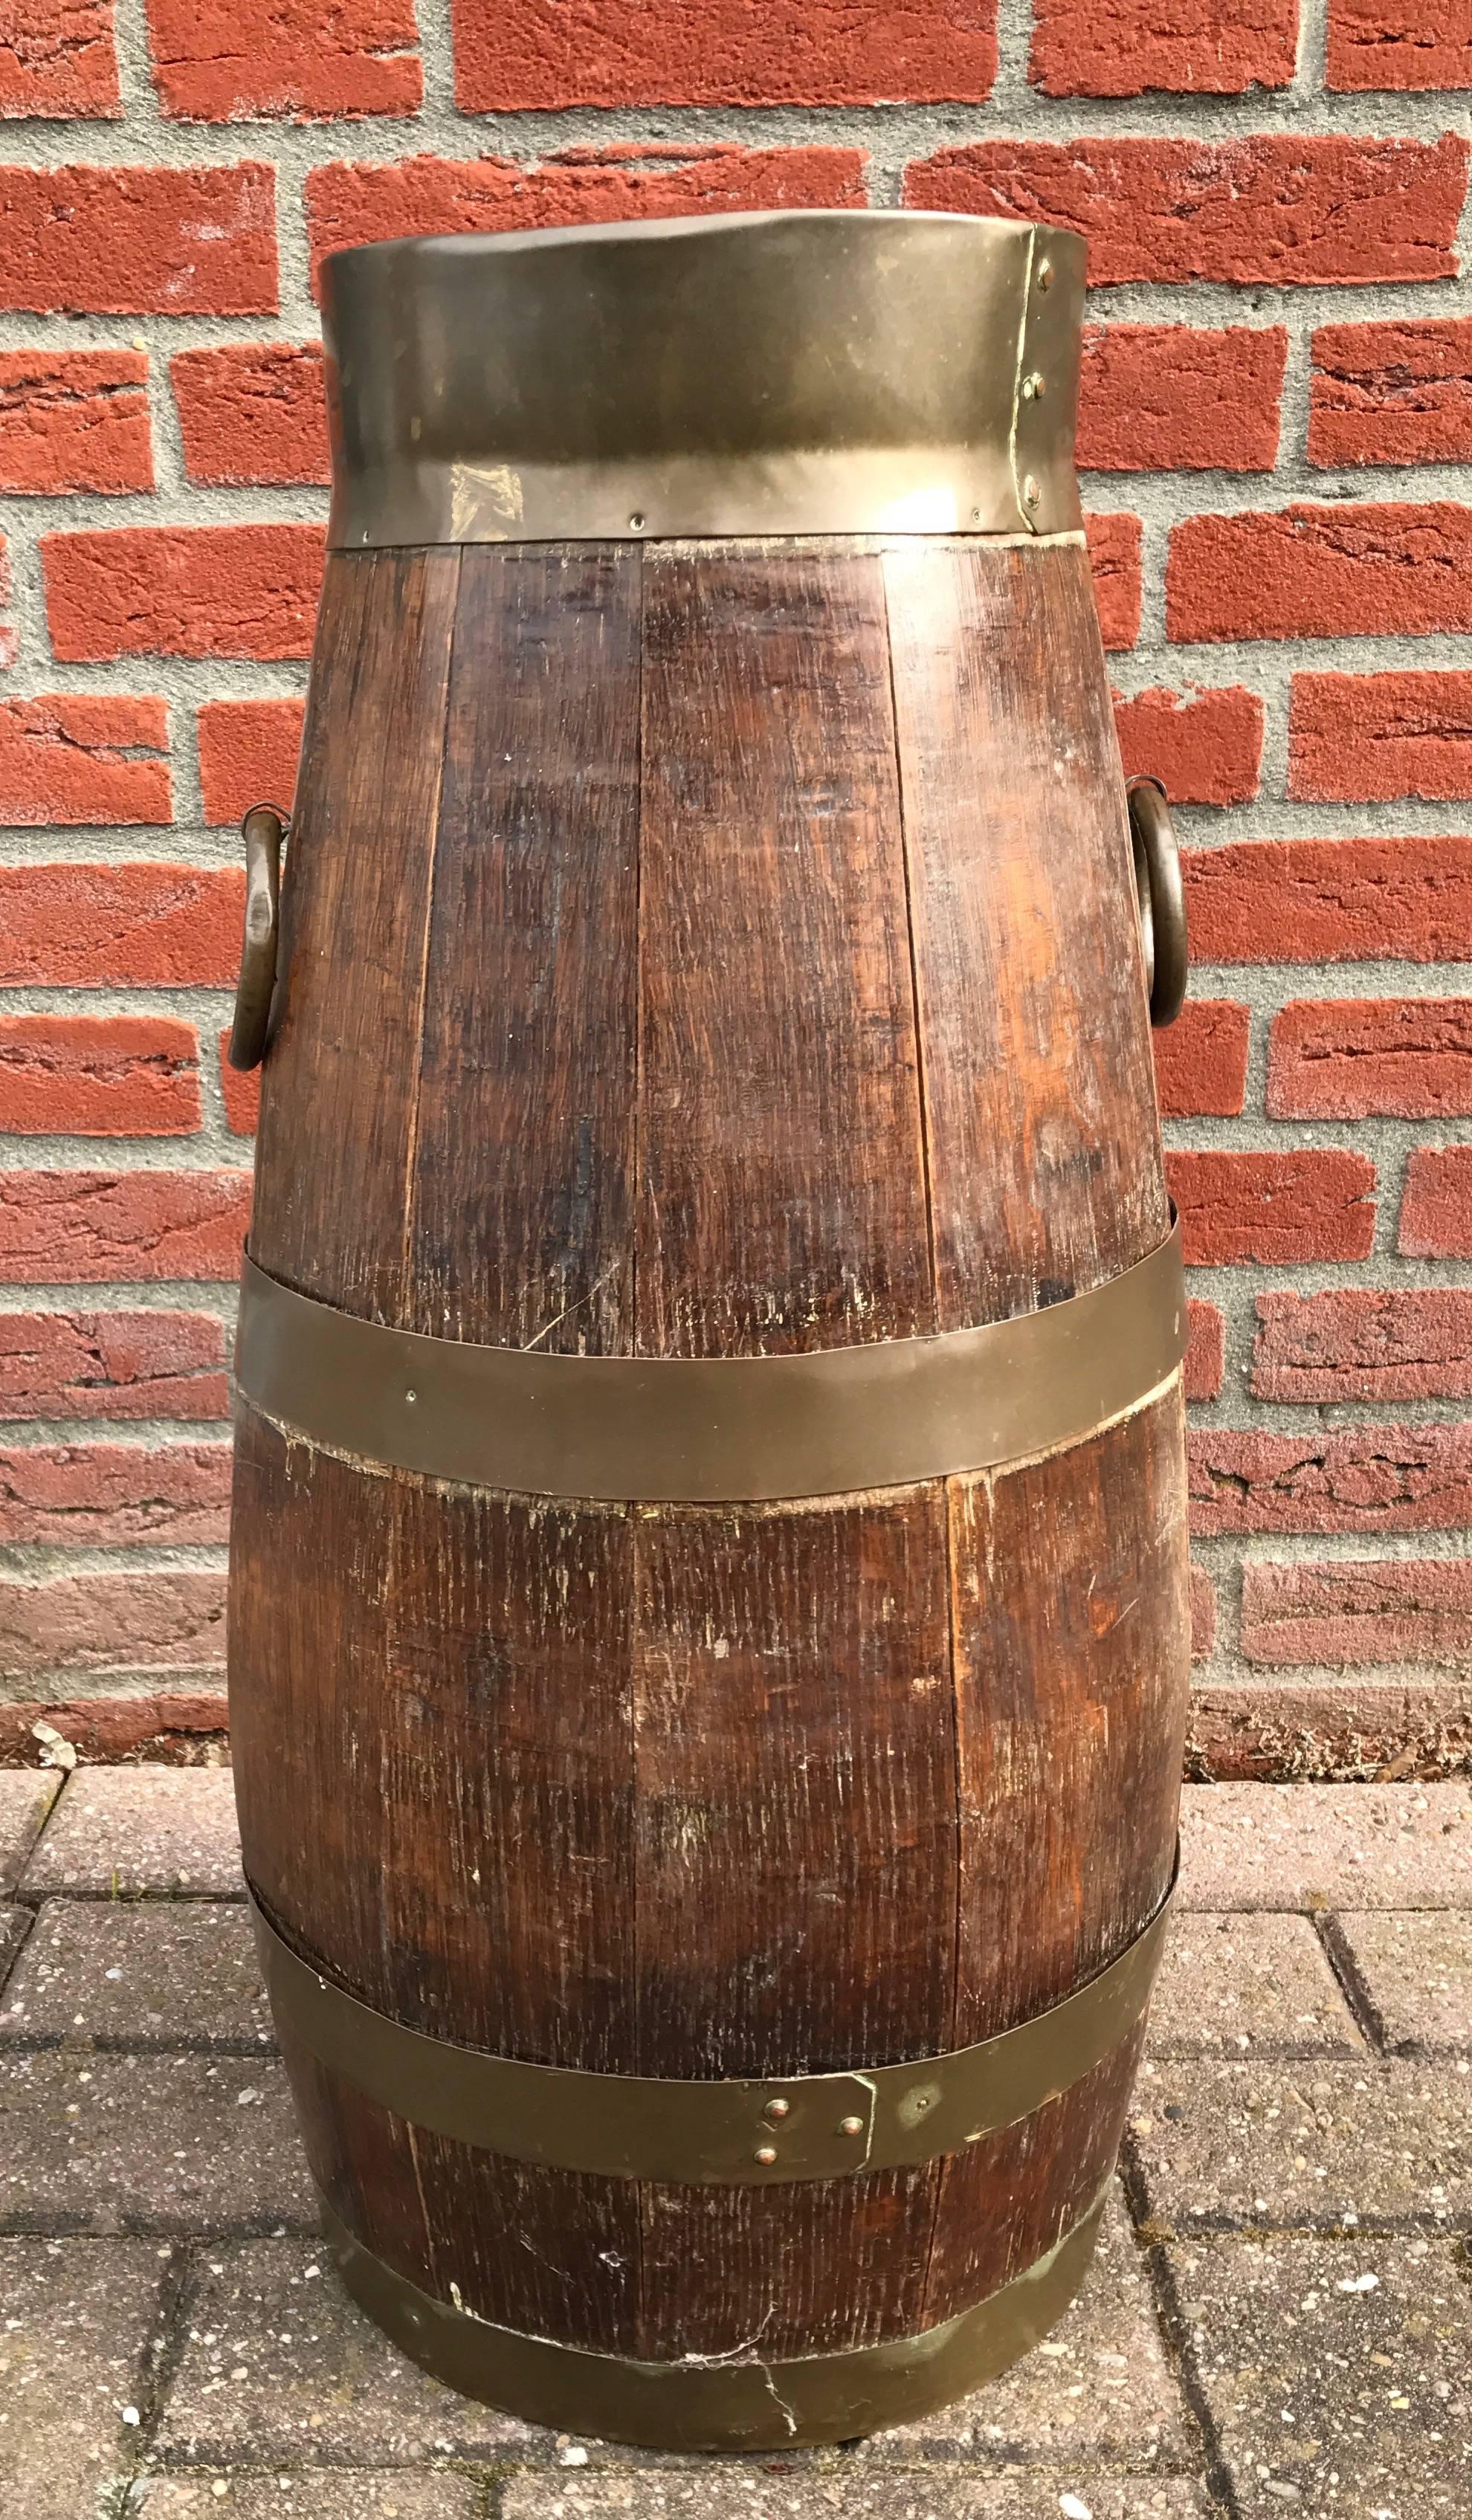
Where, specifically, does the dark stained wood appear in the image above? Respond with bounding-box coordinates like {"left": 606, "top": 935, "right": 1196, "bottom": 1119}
{"left": 630, "top": 1487, "right": 955, "bottom": 2357}
{"left": 230, "top": 530, "right": 1192, "bottom": 2398}
{"left": 923, "top": 2026, "right": 1149, "bottom": 2319}
{"left": 251, "top": 549, "right": 460, "bottom": 1323}
{"left": 631, "top": 1493, "right": 954, "bottom": 2078}
{"left": 287, "top": 2052, "right": 642, "bottom": 2354}
{"left": 407, "top": 546, "right": 642, "bottom": 1351}
{"left": 924, "top": 1386, "right": 1189, "bottom": 2324}
{"left": 884, "top": 537, "right": 1170, "bottom": 1327}
{"left": 636, "top": 548, "right": 933, "bottom": 1357}
{"left": 624, "top": 546, "right": 952, "bottom": 2353}
{"left": 230, "top": 1401, "right": 645, "bottom": 2350}
{"left": 947, "top": 1388, "right": 1190, "bottom": 2049}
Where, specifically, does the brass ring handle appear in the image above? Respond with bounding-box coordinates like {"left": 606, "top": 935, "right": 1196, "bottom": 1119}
{"left": 227, "top": 802, "right": 287, "bottom": 1073}
{"left": 1127, "top": 777, "right": 1188, "bottom": 1029}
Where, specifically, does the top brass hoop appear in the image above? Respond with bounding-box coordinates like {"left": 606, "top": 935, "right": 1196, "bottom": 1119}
{"left": 320, "top": 210, "right": 1087, "bottom": 549}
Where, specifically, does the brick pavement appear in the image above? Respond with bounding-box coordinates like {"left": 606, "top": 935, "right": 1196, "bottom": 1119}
{"left": 0, "top": 1767, "right": 1467, "bottom": 2515}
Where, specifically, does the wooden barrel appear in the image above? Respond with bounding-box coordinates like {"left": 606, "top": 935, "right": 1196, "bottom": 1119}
{"left": 227, "top": 209, "right": 1192, "bottom": 2452}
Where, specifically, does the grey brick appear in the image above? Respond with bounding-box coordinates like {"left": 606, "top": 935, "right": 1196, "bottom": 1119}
{"left": 1170, "top": 2229, "right": 1470, "bottom": 2513}
{"left": 0, "top": 1768, "right": 61, "bottom": 1895}
{"left": 0, "top": 1898, "right": 272, "bottom": 2047}
{"left": 1334, "top": 1910, "right": 1472, "bottom": 2056}
{"left": 0, "top": 2050, "right": 313, "bottom": 2232}
{"left": 499, "top": 2478, "right": 1216, "bottom": 2518}
{"left": 0, "top": 2237, "right": 167, "bottom": 2520}
{"left": 157, "top": 2242, "right": 543, "bottom": 2464}
{"left": 19, "top": 1765, "right": 242, "bottom": 1898}
{"left": 1178, "top": 1783, "right": 1472, "bottom": 1913}
{"left": 853, "top": 2197, "right": 1194, "bottom": 2470}
{"left": 1132, "top": 2057, "right": 1472, "bottom": 2232}
{"left": 1147, "top": 1913, "right": 1361, "bottom": 2058}
{"left": 132, "top": 2478, "right": 484, "bottom": 2518}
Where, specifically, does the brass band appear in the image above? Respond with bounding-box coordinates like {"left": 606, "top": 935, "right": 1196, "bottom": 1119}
{"left": 252, "top": 1855, "right": 1173, "bottom": 2187}
{"left": 320, "top": 211, "right": 1086, "bottom": 549}
{"left": 235, "top": 1218, "right": 1184, "bottom": 1507}
{"left": 322, "top": 2177, "right": 1111, "bottom": 2449}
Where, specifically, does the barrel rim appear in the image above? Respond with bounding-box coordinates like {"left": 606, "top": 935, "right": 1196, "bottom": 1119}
{"left": 320, "top": 207, "right": 1087, "bottom": 547}
{"left": 318, "top": 203, "right": 1085, "bottom": 286}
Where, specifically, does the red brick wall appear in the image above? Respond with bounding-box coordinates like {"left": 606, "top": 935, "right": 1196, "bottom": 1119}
{"left": 0, "top": 0, "right": 1468, "bottom": 1777}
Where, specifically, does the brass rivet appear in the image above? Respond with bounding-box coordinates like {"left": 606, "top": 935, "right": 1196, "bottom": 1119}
{"left": 1023, "top": 475, "right": 1041, "bottom": 508}
{"left": 764, "top": 2097, "right": 790, "bottom": 2122}
{"left": 754, "top": 2145, "right": 778, "bottom": 2165}
{"left": 1037, "top": 258, "right": 1053, "bottom": 291}
{"left": 837, "top": 2115, "right": 864, "bottom": 2137}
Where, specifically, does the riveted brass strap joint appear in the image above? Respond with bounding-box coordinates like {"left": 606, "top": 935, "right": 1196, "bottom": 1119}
{"left": 252, "top": 1849, "right": 1175, "bottom": 2188}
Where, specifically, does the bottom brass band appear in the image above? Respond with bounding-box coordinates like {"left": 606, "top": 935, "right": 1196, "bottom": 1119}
{"left": 323, "top": 2178, "right": 1111, "bottom": 2452}
{"left": 252, "top": 1852, "right": 1174, "bottom": 2187}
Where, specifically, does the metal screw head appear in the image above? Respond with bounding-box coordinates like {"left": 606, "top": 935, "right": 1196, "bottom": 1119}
{"left": 837, "top": 2115, "right": 864, "bottom": 2137}
{"left": 629, "top": 513, "right": 646, "bottom": 532}
{"left": 1021, "top": 371, "right": 1045, "bottom": 402}
{"left": 764, "top": 2096, "right": 790, "bottom": 2122}
{"left": 1023, "top": 475, "right": 1041, "bottom": 508}
{"left": 1036, "top": 257, "right": 1053, "bottom": 291}
{"left": 754, "top": 2145, "right": 778, "bottom": 2166}
{"left": 405, "top": 1389, "right": 418, "bottom": 1406}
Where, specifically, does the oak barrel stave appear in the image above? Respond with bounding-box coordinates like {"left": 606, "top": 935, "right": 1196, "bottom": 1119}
{"left": 232, "top": 526, "right": 1189, "bottom": 2382}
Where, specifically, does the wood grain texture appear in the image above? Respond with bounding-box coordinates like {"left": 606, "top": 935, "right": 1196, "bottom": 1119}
{"left": 407, "top": 546, "right": 642, "bottom": 1352}
{"left": 947, "top": 1384, "right": 1190, "bottom": 2047}
{"left": 884, "top": 537, "right": 1169, "bottom": 1326}
{"left": 230, "top": 531, "right": 1190, "bottom": 2388}
{"left": 231, "top": 1400, "right": 645, "bottom": 2351}
{"left": 629, "top": 1484, "right": 955, "bottom": 2356}
{"left": 636, "top": 549, "right": 932, "bottom": 1358}
{"left": 250, "top": 549, "right": 459, "bottom": 1323}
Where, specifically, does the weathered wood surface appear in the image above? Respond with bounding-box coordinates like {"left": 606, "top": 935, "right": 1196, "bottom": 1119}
{"left": 250, "top": 549, "right": 459, "bottom": 1323}
{"left": 233, "top": 533, "right": 1189, "bottom": 2365}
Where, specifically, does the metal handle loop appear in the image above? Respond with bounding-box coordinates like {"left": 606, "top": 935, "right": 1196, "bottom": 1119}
{"left": 1127, "top": 777, "right": 1188, "bottom": 1029}
{"left": 227, "top": 803, "right": 287, "bottom": 1073}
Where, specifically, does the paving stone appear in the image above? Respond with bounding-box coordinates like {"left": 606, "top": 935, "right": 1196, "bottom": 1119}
{"left": 1147, "top": 1913, "right": 1362, "bottom": 2058}
{"left": 1334, "top": 1910, "right": 1472, "bottom": 2056}
{"left": 853, "top": 2197, "right": 1194, "bottom": 2469}
{"left": 157, "top": 2241, "right": 547, "bottom": 2464}
{"left": 19, "top": 1764, "right": 242, "bottom": 1897}
{"left": 0, "top": 1767, "right": 61, "bottom": 1893}
{"left": 132, "top": 2478, "right": 484, "bottom": 2517}
{"left": 0, "top": 1903, "right": 28, "bottom": 1987}
{"left": 1169, "top": 2228, "right": 1470, "bottom": 2512}
{"left": 1178, "top": 1782, "right": 1472, "bottom": 1912}
{"left": 1132, "top": 2057, "right": 1472, "bottom": 2232}
{"left": 499, "top": 2475, "right": 1216, "bottom": 2517}
{"left": 0, "top": 2049, "right": 312, "bottom": 2232}
{"left": 0, "top": 2236, "right": 167, "bottom": 2520}
{"left": 0, "top": 1898, "right": 271, "bottom": 2047}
